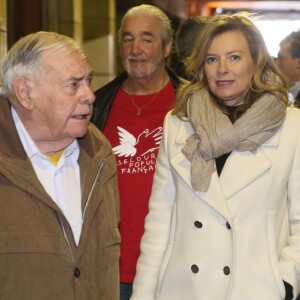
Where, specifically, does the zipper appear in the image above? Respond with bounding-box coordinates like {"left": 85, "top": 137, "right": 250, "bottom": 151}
{"left": 82, "top": 158, "right": 106, "bottom": 220}
{"left": 56, "top": 212, "right": 75, "bottom": 262}
{"left": 56, "top": 158, "right": 107, "bottom": 262}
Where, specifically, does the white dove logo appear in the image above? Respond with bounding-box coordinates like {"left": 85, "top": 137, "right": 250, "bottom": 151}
{"left": 113, "top": 126, "right": 163, "bottom": 157}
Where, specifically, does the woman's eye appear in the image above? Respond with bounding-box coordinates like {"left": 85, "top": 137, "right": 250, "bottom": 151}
{"left": 206, "top": 56, "right": 217, "bottom": 64}
{"left": 230, "top": 54, "right": 240, "bottom": 61}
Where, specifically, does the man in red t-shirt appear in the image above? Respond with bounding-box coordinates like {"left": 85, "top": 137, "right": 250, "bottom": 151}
{"left": 91, "top": 4, "right": 181, "bottom": 300}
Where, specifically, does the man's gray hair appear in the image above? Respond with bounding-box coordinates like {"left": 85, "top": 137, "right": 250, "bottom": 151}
{"left": 1, "top": 31, "right": 82, "bottom": 97}
{"left": 118, "top": 4, "right": 173, "bottom": 46}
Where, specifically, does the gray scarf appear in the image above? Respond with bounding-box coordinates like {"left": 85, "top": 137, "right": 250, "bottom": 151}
{"left": 182, "top": 88, "right": 286, "bottom": 192}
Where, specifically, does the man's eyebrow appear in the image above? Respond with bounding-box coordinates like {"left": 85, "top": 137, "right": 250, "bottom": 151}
{"left": 67, "top": 72, "right": 94, "bottom": 82}
{"left": 141, "top": 31, "right": 154, "bottom": 37}
{"left": 122, "top": 32, "right": 132, "bottom": 38}
{"left": 87, "top": 71, "right": 94, "bottom": 77}
{"left": 122, "top": 31, "right": 154, "bottom": 37}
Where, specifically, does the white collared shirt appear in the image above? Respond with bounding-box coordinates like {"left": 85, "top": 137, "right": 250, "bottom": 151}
{"left": 12, "top": 107, "right": 82, "bottom": 245}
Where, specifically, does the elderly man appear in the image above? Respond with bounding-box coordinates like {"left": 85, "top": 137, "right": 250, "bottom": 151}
{"left": 0, "top": 31, "right": 120, "bottom": 300}
{"left": 91, "top": 4, "right": 181, "bottom": 300}
{"left": 278, "top": 30, "right": 300, "bottom": 107}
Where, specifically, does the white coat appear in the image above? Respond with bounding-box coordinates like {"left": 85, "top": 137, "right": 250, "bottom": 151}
{"left": 131, "top": 107, "right": 300, "bottom": 300}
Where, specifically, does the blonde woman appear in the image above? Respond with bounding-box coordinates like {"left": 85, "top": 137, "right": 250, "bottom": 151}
{"left": 132, "top": 15, "right": 300, "bottom": 300}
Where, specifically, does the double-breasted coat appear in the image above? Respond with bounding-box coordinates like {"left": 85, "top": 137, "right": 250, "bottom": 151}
{"left": 132, "top": 107, "right": 300, "bottom": 300}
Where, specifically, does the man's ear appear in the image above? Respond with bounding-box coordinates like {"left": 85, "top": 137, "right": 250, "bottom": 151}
{"left": 13, "top": 77, "right": 34, "bottom": 110}
{"left": 164, "top": 41, "right": 172, "bottom": 58}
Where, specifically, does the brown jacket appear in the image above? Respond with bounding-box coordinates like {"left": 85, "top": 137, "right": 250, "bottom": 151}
{"left": 0, "top": 97, "right": 120, "bottom": 299}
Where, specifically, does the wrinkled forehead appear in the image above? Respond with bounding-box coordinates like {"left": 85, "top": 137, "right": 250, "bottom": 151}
{"left": 39, "top": 49, "right": 92, "bottom": 77}
{"left": 42, "top": 46, "right": 85, "bottom": 60}
{"left": 122, "top": 14, "right": 163, "bottom": 37}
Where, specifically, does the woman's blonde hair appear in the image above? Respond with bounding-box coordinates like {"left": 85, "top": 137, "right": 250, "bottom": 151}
{"left": 173, "top": 14, "right": 289, "bottom": 120}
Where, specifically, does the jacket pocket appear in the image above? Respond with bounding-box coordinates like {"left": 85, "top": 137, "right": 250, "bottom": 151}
{"left": 0, "top": 233, "right": 70, "bottom": 300}
{"left": 96, "top": 226, "right": 120, "bottom": 248}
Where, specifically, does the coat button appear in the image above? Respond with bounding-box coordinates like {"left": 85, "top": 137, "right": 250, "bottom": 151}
{"left": 223, "top": 266, "right": 230, "bottom": 275}
{"left": 226, "top": 222, "right": 231, "bottom": 229}
{"left": 74, "top": 267, "right": 81, "bottom": 278}
{"left": 191, "top": 264, "right": 199, "bottom": 273}
{"left": 194, "top": 221, "right": 203, "bottom": 228}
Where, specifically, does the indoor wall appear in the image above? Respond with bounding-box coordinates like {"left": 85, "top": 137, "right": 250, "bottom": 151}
{"left": 0, "top": 0, "right": 6, "bottom": 85}
{"left": 1, "top": 0, "right": 300, "bottom": 90}
{"left": 1, "top": 0, "right": 117, "bottom": 90}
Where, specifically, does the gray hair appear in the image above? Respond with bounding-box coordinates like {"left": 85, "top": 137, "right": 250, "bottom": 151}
{"left": 1, "top": 31, "right": 82, "bottom": 97}
{"left": 118, "top": 4, "right": 173, "bottom": 46}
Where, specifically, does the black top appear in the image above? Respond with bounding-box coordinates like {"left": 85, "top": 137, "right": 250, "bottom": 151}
{"left": 215, "top": 105, "right": 237, "bottom": 176}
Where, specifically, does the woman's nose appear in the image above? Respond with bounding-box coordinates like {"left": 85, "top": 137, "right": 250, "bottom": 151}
{"left": 218, "top": 59, "right": 228, "bottom": 75}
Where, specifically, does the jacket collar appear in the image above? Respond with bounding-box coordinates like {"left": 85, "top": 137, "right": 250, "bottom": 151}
{"left": 0, "top": 97, "right": 28, "bottom": 160}
{"left": 0, "top": 97, "right": 114, "bottom": 212}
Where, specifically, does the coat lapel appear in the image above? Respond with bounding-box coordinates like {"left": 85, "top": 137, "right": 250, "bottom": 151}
{"left": 219, "top": 127, "right": 280, "bottom": 199}
{"left": 170, "top": 118, "right": 280, "bottom": 220}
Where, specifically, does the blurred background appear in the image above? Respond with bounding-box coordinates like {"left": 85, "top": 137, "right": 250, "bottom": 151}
{"left": 0, "top": 0, "right": 300, "bottom": 90}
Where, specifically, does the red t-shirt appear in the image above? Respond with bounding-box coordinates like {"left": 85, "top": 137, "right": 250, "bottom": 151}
{"left": 103, "top": 80, "right": 176, "bottom": 283}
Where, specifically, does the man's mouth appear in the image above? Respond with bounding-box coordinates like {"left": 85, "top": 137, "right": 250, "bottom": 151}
{"left": 129, "top": 58, "right": 146, "bottom": 63}
{"left": 71, "top": 113, "right": 90, "bottom": 120}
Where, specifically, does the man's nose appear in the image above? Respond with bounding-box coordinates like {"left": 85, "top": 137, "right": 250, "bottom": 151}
{"left": 130, "top": 39, "right": 142, "bottom": 54}
{"left": 80, "top": 81, "right": 95, "bottom": 104}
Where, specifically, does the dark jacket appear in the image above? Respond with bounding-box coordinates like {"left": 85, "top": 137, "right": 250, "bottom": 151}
{"left": 0, "top": 97, "right": 120, "bottom": 300}
{"left": 294, "top": 90, "right": 300, "bottom": 108}
{"left": 91, "top": 67, "right": 182, "bottom": 131}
